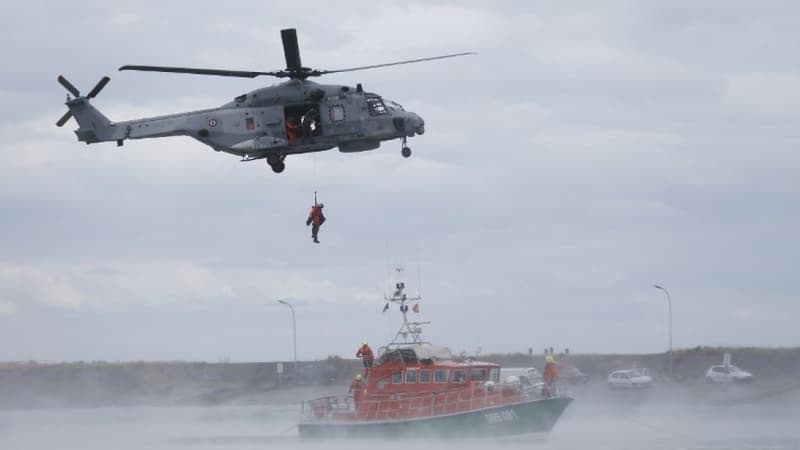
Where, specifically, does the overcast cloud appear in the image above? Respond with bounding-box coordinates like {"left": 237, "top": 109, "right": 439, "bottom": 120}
{"left": 0, "top": 1, "right": 798, "bottom": 362}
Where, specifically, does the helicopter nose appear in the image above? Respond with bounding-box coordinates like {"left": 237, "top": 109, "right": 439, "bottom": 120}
{"left": 409, "top": 112, "right": 425, "bottom": 135}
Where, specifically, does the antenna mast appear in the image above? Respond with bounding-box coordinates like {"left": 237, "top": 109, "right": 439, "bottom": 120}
{"left": 385, "top": 268, "right": 427, "bottom": 347}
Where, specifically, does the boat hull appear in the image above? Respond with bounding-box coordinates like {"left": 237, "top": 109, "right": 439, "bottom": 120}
{"left": 298, "top": 396, "right": 572, "bottom": 439}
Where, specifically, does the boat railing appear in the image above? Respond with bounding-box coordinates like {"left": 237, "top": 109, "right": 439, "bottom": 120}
{"left": 301, "top": 395, "right": 355, "bottom": 421}
{"left": 302, "top": 381, "right": 557, "bottom": 422}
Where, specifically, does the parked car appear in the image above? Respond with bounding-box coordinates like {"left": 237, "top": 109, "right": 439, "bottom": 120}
{"left": 608, "top": 369, "right": 653, "bottom": 389}
{"left": 705, "top": 365, "right": 753, "bottom": 383}
{"left": 559, "top": 365, "right": 590, "bottom": 384}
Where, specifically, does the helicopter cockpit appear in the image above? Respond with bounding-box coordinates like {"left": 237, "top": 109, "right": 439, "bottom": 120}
{"left": 384, "top": 99, "right": 404, "bottom": 112}
{"left": 365, "top": 93, "right": 389, "bottom": 116}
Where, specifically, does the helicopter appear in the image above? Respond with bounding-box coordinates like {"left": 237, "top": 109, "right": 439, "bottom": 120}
{"left": 55, "top": 28, "right": 473, "bottom": 173}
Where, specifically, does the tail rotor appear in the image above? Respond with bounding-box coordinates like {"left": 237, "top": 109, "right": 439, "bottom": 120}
{"left": 55, "top": 75, "right": 110, "bottom": 127}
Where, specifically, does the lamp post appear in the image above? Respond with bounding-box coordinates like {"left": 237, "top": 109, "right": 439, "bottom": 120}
{"left": 277, "top": 299, "right": 297, "bottom": 373}
{"left": 653, "top": 284, "right": 672, "bottom": 380}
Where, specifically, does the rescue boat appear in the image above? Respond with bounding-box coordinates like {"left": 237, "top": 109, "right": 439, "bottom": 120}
{"left": 298, "top": 271, "right": 572, "bottom": 438}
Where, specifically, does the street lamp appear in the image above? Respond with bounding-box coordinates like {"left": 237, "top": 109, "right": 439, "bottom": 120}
{"left": 277, "top": 299, "right": 297, "bottom": 372}
{"left": 653, "top": 284, "right": 673, "bottom": 380}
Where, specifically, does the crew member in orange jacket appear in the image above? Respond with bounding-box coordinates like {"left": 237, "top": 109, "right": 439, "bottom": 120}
{"left": 285, "top": 117, "right": 297, "bottom": 146}
{"left": 349, "top": 373, "right": 364, "bottom": 407}
{"left": 542, "top": 355, "right": 559, "bottom": 397}
{"left": 305, "top": 203, "right": 325, "bottom": 243}
{"left": 356, "top": 341, "right": 374, "bottom": 373}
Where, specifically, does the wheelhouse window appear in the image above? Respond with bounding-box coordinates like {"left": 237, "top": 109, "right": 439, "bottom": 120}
{"left": 329, "top": 105, "right": 345, "bottom": 122}
{"left": 406, "top": 368, "right": 418, "bottom": 384}
{"left": 419, "top": 369, "right": 431, "bottom": 383}
{"left": 451, "top": 369, "right": 467, "bottom": 383}
{"left": 434, "top": 369, "right": 449, "bottom": 383}
{"left": 391, "top": 371, "right": 403, "bottom": 384}
{"left": 365, "top": 94, "right": 388, "bottom": 116}
{"left": 470, "top": 368, "right": 488, "bottom": 382}
{"left": 490, "top": 368, "right": 500, "bottom": 382}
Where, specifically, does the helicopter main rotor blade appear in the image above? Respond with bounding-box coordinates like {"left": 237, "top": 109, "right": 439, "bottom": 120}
{"left": 317, "top": 52, "right": 477, "bottom": 76}
{"left": 86, "top": 76, "right": 110, "bottom": 98}
{"left": 119, "top": 65, "right": 285, "bottom": 78}
{"left": 58, "top": 75, "right": 80, "bottom": 97}
{"left": 281, "top": 28, "right": 303, "bottom": 72}
{"left": 56, "top": 111, "right": 73, "bottom": 127}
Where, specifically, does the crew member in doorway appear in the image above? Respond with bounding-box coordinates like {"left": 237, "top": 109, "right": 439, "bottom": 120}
{"left": 542, "top": 355, "right": 559, "bottom": 398}
{"left": 356, "top": 341, "right": 374, "bottom": 374}
{"left": 285, "top": 116, "right": 297, "bottom": 146}
{"left": 305, "top": 202, "right": 325, "bottom": 243}
{"left": 301, "top": 108, "right": 320, "bottom": 138}
{"left": 350, "top": 373, "right": 365, "bottom": 407}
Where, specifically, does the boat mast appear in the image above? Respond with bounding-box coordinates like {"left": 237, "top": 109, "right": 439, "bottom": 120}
{"left": 385, "top": 268, "right": 428, "bottom": 347}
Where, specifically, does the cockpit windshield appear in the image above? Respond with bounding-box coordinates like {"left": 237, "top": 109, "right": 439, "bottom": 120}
{"left": 385, "top": 99, "right": 404, "bottom": 112}
{"left": 365, "top": 93, "right": 389, "bottom": 116}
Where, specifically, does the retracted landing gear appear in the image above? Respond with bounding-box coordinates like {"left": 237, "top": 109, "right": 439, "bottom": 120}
{"left": 401, "top": 136, "right": 412, "bottom": 158}
{"left": 267, "top": 154, "right": 286, "bottom": 173}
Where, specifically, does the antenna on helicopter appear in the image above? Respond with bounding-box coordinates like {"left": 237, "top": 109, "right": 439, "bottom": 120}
{"left": 119, "top": 29, "right": 475, "bottom": 81}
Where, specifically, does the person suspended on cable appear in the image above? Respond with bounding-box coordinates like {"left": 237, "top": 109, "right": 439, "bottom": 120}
{"left": 305, "top": 199, "right": 326, "bottom": 244}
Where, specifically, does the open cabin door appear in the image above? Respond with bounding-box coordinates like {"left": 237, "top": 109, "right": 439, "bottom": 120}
{"left": 284, "top": 104, "right": 322, "bottom": 145}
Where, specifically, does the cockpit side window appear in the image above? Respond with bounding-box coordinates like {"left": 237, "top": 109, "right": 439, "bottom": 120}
{"left": 365, "top": 94, "right": 388, "bottom": 116}
{"left": 385, "top": 100, "right": 404, "bottom": 112}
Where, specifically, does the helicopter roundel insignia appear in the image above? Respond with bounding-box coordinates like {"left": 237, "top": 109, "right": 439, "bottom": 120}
{"left": 208, "top": 118, "right": 218, "bottom": 128}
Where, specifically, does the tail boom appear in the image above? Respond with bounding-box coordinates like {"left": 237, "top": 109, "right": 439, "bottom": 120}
{"left": 66, "top": 97, "right": 122, "bottom": 144}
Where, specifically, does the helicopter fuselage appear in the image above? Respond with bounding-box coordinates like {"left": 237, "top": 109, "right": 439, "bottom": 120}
{"left": 65, "top": 79, "right": 424, "bottom": 173}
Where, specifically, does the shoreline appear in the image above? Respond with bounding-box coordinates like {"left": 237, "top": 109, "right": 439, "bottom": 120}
{"left": 1, "top": 347, "right": 797, "bottom": 409}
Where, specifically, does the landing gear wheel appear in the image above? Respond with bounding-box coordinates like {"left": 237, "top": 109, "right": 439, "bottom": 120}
{"left": 266, "top": 154, "right": 286, "bottom": 173}
{"left": 400, "top": 136, "right": 412, "bottom": 158}
{"left": 271, "top": 161, "right": 285, "bottom": 173}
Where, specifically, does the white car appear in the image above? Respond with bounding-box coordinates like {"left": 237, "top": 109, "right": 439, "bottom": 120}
{"left": 608, "top": 369, "right": 652, "bottom": 389}
{"left": 705, "top": 365, "right": 753, "bottom": 383}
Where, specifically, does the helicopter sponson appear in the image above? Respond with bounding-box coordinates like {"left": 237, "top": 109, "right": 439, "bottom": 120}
{"left": 56, "top": 29, "right": 469, "bottom": 174}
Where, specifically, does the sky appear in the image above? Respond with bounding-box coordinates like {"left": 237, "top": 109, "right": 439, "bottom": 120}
{"left": 0, "top": 1, "right": 798, "bottom": 363}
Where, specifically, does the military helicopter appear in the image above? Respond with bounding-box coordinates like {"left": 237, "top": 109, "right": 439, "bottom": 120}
{"left": 56, "top": 28, "right": 473, "bottom": 173}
